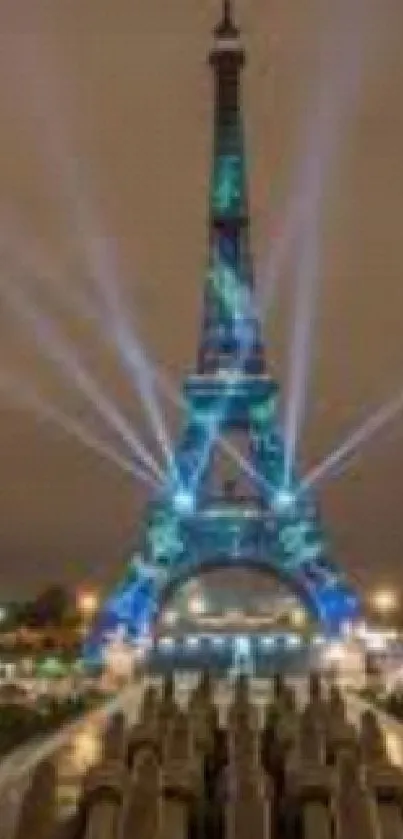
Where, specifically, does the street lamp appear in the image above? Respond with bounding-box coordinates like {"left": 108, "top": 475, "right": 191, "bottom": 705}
{"left": 371, "top": 589, "right": 397, "bottom": 616}
{"left": 76, "top": 590, "right": 99, "bottom": 636}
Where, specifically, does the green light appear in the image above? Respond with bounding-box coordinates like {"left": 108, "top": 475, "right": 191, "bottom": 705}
{"left": 208, "top": 259, "right": 249, "bottom": 321}
{"left": 38, "top": 656, "right": 66, "bottom": 677}
{"left": 279, "top": 521, "right": 310, "bottom": 556}
{"left": 251, "top": 398, "right": 275, "bottom": 427}
{"left": 278, "top": 519, "right": 324, "bottom": 569}
{"left": 213, "top": 153, "right": 242, "bottom": 214}
{"left": 147, "top": 510, "right": 184, "bottom": 566}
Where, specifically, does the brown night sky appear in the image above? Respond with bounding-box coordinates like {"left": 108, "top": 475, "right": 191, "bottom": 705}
{"left": 0, "top": 0, "right": 402, "bottom": 599}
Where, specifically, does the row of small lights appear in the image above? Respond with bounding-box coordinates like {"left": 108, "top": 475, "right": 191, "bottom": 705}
{"left": 155, "top": 631, "right": 400, "bottom": 665}
{"left": 157, "top": 632, "right": 314, "bottom": 651}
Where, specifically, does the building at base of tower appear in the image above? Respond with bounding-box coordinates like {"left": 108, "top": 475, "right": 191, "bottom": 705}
{"left": 84, "top": 0, "right": 359, "bottom": 665}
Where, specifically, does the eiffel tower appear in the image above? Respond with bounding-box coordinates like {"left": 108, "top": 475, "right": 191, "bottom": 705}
{"left": 87, "top": 0, "right": 359, "bottom": 659}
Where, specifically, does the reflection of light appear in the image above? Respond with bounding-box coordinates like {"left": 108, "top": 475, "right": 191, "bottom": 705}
{"left": 235, "top": 636, "right": 250, "bottom": 656}
{"left": 173, "top": 488, "right": 195, "bottom": 515}
{"left": 385, "top": 730, "right": 403, "bottom": 768}
{"left": 211, "top": 635, "right": 225, "bottom": 647}
{"left": 186, "top": 635, "right": 199, "bottom": 648}
{"left": 71, "top": 727, "right": 102, "bottom": 770}
{"left": 371, "top": 589, "right": 397, "bottom": 614}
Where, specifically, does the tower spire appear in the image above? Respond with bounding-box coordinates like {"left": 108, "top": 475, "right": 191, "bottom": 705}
{"left": 222, "top": 0, "right": 232, "bottom": 24}
{"left": 198, "top": 0, "right": 265, "bottom": 375}
{"left": 215, "top": 0, "right": 239, "bottom": 38}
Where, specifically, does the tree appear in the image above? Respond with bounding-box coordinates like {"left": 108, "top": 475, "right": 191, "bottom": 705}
{"left": 24, "top": 585, "right": 72, "bottom": 628}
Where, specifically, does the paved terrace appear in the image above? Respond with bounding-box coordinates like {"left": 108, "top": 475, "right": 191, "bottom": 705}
{"left": 0, "top": 672, "right": 403, "bottom": 839}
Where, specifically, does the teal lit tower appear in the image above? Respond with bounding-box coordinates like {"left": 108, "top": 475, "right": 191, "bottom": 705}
{"left": 86, "top": 0, "right": 358, "bottom": 658}
{"left": 199, "top": 0, "right": 265, "bottom": 376}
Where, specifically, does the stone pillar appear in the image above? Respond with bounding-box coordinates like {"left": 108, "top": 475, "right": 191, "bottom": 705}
{"left": 334, "top": 750, "right": 377, "bottom": 839}
{"left": 122, "top": 749, "right": 161, "bottom": 839}
{"left": 160, "top": 712, "right": 199, "bottom": 839}
{"left": 14, "top": 759, "right": 57, "bottom": 839}
{"left": 80, "top": 761, "right": 126, "bottom": 839}
{"left": 102, "top": 712, "right": 127, "bottom": 763}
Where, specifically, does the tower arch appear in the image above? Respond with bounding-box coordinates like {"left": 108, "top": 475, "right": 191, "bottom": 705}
{"left": 155, "top": 555, "right": 346, "bottom": 630}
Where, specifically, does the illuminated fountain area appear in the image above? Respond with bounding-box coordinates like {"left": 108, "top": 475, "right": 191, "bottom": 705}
{"left": 147, "top": 567, "right": 362, "bottom": 678}
{"left": 159, "top": 570, "right": 308, "bottom": 631}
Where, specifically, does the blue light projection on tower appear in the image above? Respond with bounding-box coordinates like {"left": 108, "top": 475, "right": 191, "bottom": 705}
{"left": 84, "top": 0, "right": 359, "bottom": 664}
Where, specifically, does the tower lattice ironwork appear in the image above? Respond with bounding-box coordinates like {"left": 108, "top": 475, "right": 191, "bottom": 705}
{"left": 87, "top": 0, "right": 359, "bottom": 659}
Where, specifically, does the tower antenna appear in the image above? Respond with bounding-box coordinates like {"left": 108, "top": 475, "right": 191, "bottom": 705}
{"left": 223, "top": 0, "right": 232, "bottom": 24}
{"left": 215, "top": 0, "right": 239, "bottom": 38}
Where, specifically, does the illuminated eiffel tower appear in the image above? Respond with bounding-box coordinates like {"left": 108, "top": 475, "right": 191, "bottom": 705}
{"left": 87, "top": 0, "right": 359, "bottom": 659}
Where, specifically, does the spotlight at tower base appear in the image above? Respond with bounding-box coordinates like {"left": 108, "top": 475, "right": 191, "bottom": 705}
{"left": 272, "top": 487, "right": 295, "bottom": 514}
{"left": 172, "top": 487, "right": 195, "bottom": 516}
{"left": 371, "top": 589, "right": 397, "bottom": 615}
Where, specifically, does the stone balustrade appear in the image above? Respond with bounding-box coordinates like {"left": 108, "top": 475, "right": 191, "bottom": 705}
{"left": 121, "top": 749, "right": 162, "bottom": 839}
{"left": 3, "top": 673, "right": 403, "bottom": 839}
{"left": 14, "top": 759, "right": 57, "bottom": 839}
